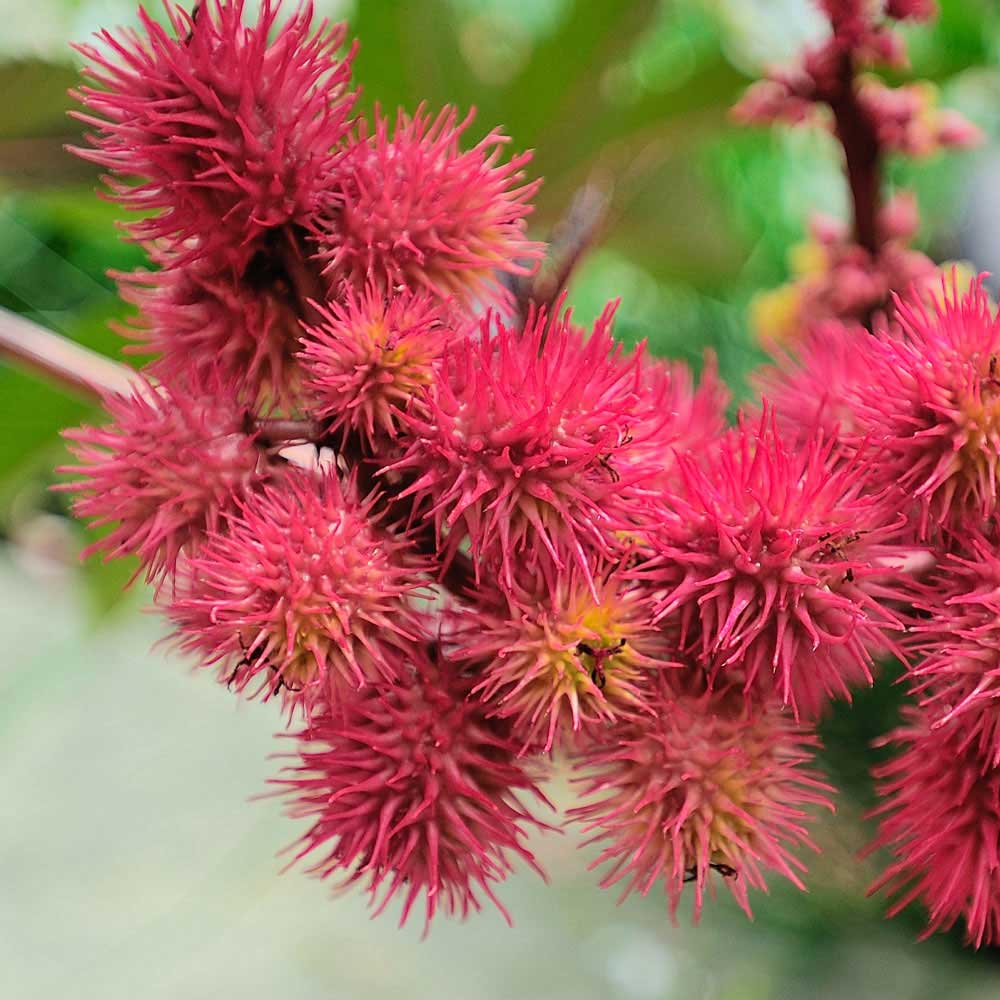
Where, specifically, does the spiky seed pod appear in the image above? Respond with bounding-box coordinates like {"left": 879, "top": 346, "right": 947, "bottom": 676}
{"left": 277, "top": 650, "right": 550, "bottom": 933}
{"left": 72, "top": 0, "right": 355, "bottom": 266}
{"left": 643, "top": 410, "right": 909, "bottom": 719}
{"left": 59, "top": 374, "right": 271, "bottom": 582}
{"left": 621, "top": 352, "right": 729, "bottom": 494}
{"left": 867, "top": 708, "right": 1000, "bottom": 948}
{"left": 388, "top": 303, "right": 656, "bottom": 593}
{"left": 751, "top": 320, "right": 872, "bottom": 449}
{"left": 119, "top": 250, "right": 305, "bottom": 407}
{"left": 571, "top": 675, "right": 833, "bottom": 922}
{"left": 849, "top": 275, "right": 1000, "bottom": 537}
{"left": 906, "top": 531, "right": 1000, "bottom": 768}
{"left": 168, "top": 469, "right": 426, "bottom": 710}
{"left": 299, "top": 282, "right": 457, "bottom": 445}
{"left": 317, "top": 105, "right": 543, "bottom": 303}
{"left": 456, "top": 557, "right": 671, "bottom": 753}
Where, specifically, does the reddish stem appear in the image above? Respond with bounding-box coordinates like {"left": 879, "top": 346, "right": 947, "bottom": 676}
{"left": 527, "top": 182, "right": 611, "bottom": 316}
{"left": 511, "top": 179, "right": 611, "bottom": 335}
{"left": 825, "top": 50, "right": 882, "bottom": 256}
{"left": 254, "top": 418, "right": 322, "bottom": 444}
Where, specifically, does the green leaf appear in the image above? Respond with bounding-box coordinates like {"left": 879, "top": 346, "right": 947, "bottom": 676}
{"left": 0, "top": 364, "right": 92, "bottom": 486}
{"left": 0, "top": 59, "right": 78, "bottom": 140}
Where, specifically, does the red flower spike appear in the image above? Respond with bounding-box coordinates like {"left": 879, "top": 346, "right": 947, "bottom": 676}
{"left": 59, "top": 373, "right": 270, "bottom": 582}
{"left": 850, "top": 274, "right": 1000, "bottom": 537}
{"left": 387, "top": 303, "right": 657, "bottom": 594}
{"left": 71, "top": 0, "right": 355, "bottom": 266}
{"left": 571, "top": 677, "right": 833, "bottom": 923}
{"left": 867, "top": 708, "right": 1000, "bottom": 948}
{"left": 747, "top": 209, "right": 942, "bottom": 346}
{"left": 456, "top": 558, "right": 672, "bottom": 754}
{"left": 299, "top": 282, "right": 458, "bottom": 445}
{"left": 169, "top": 469, "right": 426, "bottom": 711}
{"left": 277, "top": 651, "right": 551, "bottom": 934}
{"left": 317, "top": 105, "right": 543, "bottom": 303}
{"left": 644, "top": 409, "right": 909, "bottom": 719}
{"left": 858, "top": 79, "right": 982, "bottom": 158}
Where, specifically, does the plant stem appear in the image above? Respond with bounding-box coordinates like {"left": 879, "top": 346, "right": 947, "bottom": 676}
{"left": 0, "top": 307, "right": 476, "bottom": 597}
{"left": 512, "top": 179, "right": 611, "bottom": 331}
{"left": 254, "top": 418, "right": 322, "bottom": 444}
{"left": 0, "top": 307, "right": 138, "bottom": 400}
{"left": 529, "top": 181, "right": 611, "bottom": 315}
{"left": 826, "top": 50, "right": 882, "bottom": 256}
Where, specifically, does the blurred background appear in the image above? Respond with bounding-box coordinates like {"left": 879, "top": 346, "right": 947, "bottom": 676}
{"left": 3, "top": 1, "right": 1000, "bottom": 997}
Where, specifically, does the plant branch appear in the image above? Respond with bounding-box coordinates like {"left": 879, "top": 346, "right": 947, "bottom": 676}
{"left": 0, "top": 311, "right": 321, "bottom": 448}
{"left": 0, "top": 306, "right": 138, "bottom": 400}
{"left": 512, "top": 178, "right": 612, "bottom": 325}
{"left": 1, "top": 306, "right": 478, "bottom": 596}
{"left": 530, "top": 180, "right": 612, "bottom": 313}
{"left": 254, "top": 418, "right": 323, "bottom": 445}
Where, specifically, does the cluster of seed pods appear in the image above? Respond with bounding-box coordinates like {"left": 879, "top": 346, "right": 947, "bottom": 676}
{"left": 57, "top": 0, "right": 1000, "bottom": 944}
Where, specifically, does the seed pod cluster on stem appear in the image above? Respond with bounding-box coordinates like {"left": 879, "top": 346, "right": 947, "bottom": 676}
{"left": 44, "top": 0, "right": 994, "bottom": 943}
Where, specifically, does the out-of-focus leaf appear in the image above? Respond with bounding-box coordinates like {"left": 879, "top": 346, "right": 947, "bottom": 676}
{"left": 63, "top": 296, "right": 132, "bottom": 358}
{"left": 6, "top": 187, "right": 142, "bottom": 280}
{"left": 0, "top": 298, "right": 127, "bottom": 486}
{"left": 0, "top": 136, "right": 94, "bottom": 187}
{"left": 602, "top": 150, "right": 746, "bottom": 288}
{"left": 567, "top": 249, "right": 763, "bottom": 402}
{"left": 0, "top": 364, "right": 91, "bottom": 484}
{"left": 351, "top": 0, "right": 434, "bottom": 116}
{"left": 0, "top": 59, "right": 78, "bottom": 140}
{"left": 903, "top": 0, "right": 1000, "bottom": 82}
{"left": 707, "top": 132, "right": 826, "bottom": 272}
{"left": 0, "top": 199, "right": 115, "bottom": 319}
{"left": 481, "top": 0, "right": 658, "bottom": 148}
{"left": 817, "top": 659, "right": 910, "bottom": 812}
